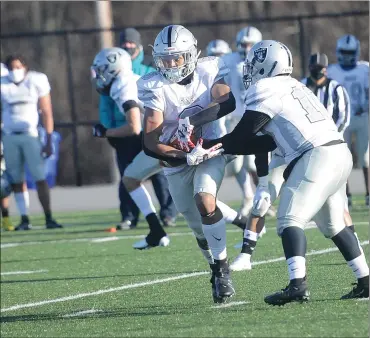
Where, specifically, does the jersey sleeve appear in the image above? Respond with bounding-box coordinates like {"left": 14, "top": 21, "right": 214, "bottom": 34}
{"left": 34, "top": 73, "right": 51, "bottom": 98}
{"left": 244, "top": 80, "right": 282, "bottom": 118}
{"left": 137, "top": 72, "right": 165, "bottom": 113}
{"left": 110, "top": 75, "right": 139, "bottom": 114}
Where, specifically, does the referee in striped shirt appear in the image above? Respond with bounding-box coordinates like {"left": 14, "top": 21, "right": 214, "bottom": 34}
{"left": 302, "top": 53, "right": 350, "bottom": 134}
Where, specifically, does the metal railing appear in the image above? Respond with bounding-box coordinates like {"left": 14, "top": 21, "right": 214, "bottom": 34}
{"left": 1, "top": 10, "right": 368, "bottom": 186}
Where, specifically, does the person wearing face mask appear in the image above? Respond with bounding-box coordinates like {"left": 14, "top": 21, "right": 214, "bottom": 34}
{"left": 302, "top": 53, "right": 351, "bottom": 136}
{"left": 1, "top": 55, "right": 62, "bottom": 230}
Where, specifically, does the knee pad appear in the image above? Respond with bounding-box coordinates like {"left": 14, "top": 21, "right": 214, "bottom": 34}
{"left": 276, "top": 217, "right": 306, "bottom": 237}
{"left": 200, "top": 206, "right": 223, "bottom": 225}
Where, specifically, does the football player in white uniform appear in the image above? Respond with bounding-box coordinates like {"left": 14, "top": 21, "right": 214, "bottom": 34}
{"left": 222, "top": 26, "right": 275, "bottom": 220}
{"left": 1, "top": 55, "right": 62, "bottom": 230}
{"left": 91, "top": 48, "right": 170, "bottom": 250}
{"left": 203, "top": 40, "right": 369, "bottom": 303}
{"left": 0, "top": 63, "right": 14, "bottom": 231}
{"left": 328, "top": 35, "right": 369, "bottom": 207}
{"left": 139, "top": 25, "right": 238, "bottom": 303}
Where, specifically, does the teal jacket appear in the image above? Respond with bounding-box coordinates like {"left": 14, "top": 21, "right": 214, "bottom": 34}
{"left": 99, "top": 50, "right": 156, "bottom": 129}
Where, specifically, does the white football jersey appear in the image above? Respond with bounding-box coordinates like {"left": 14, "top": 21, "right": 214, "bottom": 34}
{"left": 110, "top": 72, "right": 141, "bottom": 113}
{"left": 1, "top": 71, "right": 50, "bottom": 135}
{"left": 245, "top": 76, "right": 342, "bottom": 164}
{"left": 327, "top": 61, "right": 369, "bottom": 115}
{"left": 137, "top": 56, "right": 229, "bottom": 144}
{"left": 222, "top": 52, "right": 246, "bottom": 117}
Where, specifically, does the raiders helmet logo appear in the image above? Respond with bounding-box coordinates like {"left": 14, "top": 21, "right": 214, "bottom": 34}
{"left": 107, "top": 54, "right": 117, "bottom": 63}
{"left": 254, "top": 47, "right": 267, "bottom": 63}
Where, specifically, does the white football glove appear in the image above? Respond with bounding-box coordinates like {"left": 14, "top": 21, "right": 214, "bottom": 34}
{"left": 186, "top": 139, "right": 224, "bottom": 166}
{"left": 251, "top": 176, "right": 271, "bottom": 217}
{"left": 169, "top": 117, "right": 195, "bottom": 152}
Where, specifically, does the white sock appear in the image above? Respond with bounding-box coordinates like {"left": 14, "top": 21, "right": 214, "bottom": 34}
{"left": 286, "top": 256, "right": 306, "bottom": 280}
{"left": 347, "top": 254, "right": 369, "bottom": 279}
{"left": 129, "top": 186, "right": 156, "bottom": 217}
{"left": 235, "top": 168, "right": 254, "bottom": 200}
{"left": 217, "top": 200, "right": 238, "bottom": 224}
{"left": 202, "top": 218, "right": 227, "bottom": 260}
{"left": 244, "top": 229, "right": 258, "bottom": 241}
{"left": 14, "top": 191, "right": 29, "bottom": 216}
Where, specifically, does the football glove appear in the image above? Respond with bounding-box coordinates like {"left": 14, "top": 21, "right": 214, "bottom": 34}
{"left": 93, "top": 123, "right": 107, "bottom": 138}
{"left": 251, "top": 176, "right": 271, "bottom": 217}
{"left": 186, "top": 139, "right": 224, "bottom": 166}
{"left": 169, "top": 117, "right": 195, "bottom": 152}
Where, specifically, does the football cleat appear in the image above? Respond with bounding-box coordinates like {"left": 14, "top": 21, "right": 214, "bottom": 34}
{"left": 116, "top": 220, "right": 132, "bottom": 230}
{"left": 264, "top": 280, "right": 310, "bottom": 306}
{"left": 230, "top": 253, "right": 252, "bottom": 271}
{"left": 341, "top": 282, "right": 369, "bottom": 299}
{"left": 162, "top": 217, "right": 176, "bottom": 227}
{"left": 239, "top": 198, "right": 253, "bottom": 217}
{"left": 210, "top": 263, "right": 235, "bottom": 303}
{"left": 15, "top": 221, "right": 32, "bottom": 231}
{"left": 266, "top": 206, "right": 276, "bottom": 217}
{"left": 1, "top": 217, "right": 14, "bottom": 231}
{"left": 46, "top": 219, "right": 63, "bottom": 229}
{"left": 133, "top": 235, "right": 170, "bottom": 250}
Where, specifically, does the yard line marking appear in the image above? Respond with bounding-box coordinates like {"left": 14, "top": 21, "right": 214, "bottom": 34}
{"left": 1, "top": 240, "right": 368, "bottom": 313}
{"left": 1, "top": 270, "right": 48, "bottom": 276}
{"left": 211, "top": 301, "right": 249, "bottom": 309}
{"left": 90, "top": 237, "right": 120, "bottom": 243}
{"left": 356, "top": 298, "right": 369, "bottom": 301}
{"left": 2, "top": 221, "right": 368, "bottom": 249}
{"left": 62, "top": 309, "right": 103, "bottom": 317}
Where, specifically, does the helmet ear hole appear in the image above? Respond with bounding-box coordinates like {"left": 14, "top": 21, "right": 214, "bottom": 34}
{"left": 259, "top": 68, "right": 265, "bottom": 75}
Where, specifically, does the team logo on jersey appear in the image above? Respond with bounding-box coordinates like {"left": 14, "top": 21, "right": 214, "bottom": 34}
{"left": 254, "top": 48, "right": 267, "bottom": 63}
{"left": 107, "top": 54, "right": 117, "bottom": 63}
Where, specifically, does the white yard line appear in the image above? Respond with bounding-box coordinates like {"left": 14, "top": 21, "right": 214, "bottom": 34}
{"left": 2, "top": 221, "right": 368, "bottom": 249}
{"left": 62, "top": 309, "right": 103, "bottom": 317}
{"left": 1, "top": 269, "right": 48, "bottom": 276}
{"left": 2, "top": 240, "right": 368, "bottom": 313}
{"left": 211, "top": 301, "right": 249, "bottom": 308}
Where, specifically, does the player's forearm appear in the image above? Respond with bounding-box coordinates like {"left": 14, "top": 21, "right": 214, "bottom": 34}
{"left": 254, "top": 152, "right": 269, "bottom": 178}
{"left": 106, "top": 123, "right": 141, "bottom": 138}
{"left": 145, "top": 141, "right": 187, "bottom": 160}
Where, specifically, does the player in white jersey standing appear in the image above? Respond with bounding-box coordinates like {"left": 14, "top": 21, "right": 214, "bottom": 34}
{"left": 222, "top": 26, "right": 274, "bottom": 219}
{"left": 91, "top": 48, "right": 170, "bottom": 250}
{"left": 203, "top": 40, "right": 369, "bottom": 302}
{"left": 328, "top": 35, "right": 369, "bottom": 207}
{"left": 1, "top": 55, "right": 62, "bottom": 230}
{"left": 138, "top": 25, "right": 239, "bottom": 303}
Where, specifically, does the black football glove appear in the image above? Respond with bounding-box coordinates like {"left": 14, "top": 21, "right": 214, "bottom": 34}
{"left": 93, "top": 123, "right": 107, "bottom": 138}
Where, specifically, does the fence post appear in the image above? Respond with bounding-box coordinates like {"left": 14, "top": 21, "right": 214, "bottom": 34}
{"left": 298, "top": 17, "right": 307, "bottom": 79}
{"left": 64, "top": 33, "right": 83, "bottom": 186}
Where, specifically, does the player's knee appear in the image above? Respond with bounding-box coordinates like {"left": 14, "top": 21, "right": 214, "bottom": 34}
{"left": 194, "top": 192, "right": 217, "bottom": 216}
{"left": 122, "top": 176, "right": 141, "bottom": 192}
{"left": 277, "top": 218, "right": 305, "bottom": 237}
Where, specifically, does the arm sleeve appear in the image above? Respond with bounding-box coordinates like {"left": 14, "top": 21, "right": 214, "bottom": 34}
{"left": 203, "top": 110, "right": 276, "bottom": 154}
{"left": 110, "top": 77, "right": 139, "bottom": 114}
{"left": 333, "top": 85, "right": 350, "bottom": 132}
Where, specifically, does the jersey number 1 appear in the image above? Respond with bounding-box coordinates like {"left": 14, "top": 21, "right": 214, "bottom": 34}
{"left": 292, "top": 87, "right": 326, "bottom": 123}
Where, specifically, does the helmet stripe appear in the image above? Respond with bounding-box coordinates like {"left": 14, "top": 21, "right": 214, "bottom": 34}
{"left": 167, "top": 25, "right": 173, "bottom": 47}
{"left": 280, "top": 43, "right": 292, "bottom": 67}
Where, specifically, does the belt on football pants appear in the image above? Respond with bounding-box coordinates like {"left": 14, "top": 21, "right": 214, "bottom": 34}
{"left": 283, "top": 140, "right": 344, "bottom": 181}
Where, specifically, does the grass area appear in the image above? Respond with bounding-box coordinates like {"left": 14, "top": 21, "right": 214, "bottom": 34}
{"left": 1, "top": 197, "right": 369, "bottom": 337}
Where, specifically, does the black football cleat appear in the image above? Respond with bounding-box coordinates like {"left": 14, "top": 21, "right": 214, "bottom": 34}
{"left": 15, "top": 221, "right": 32, "bottom": 231}
{"left": 341, "top": 282, "right": 369, "bottom": 299}
{"left": 45, "top": 219, "right": 63, "bottom": 229}
{"left": 210, "top": 263, "right": 235, "bottom": 303}
{"left": 264, "top": 280, "right": 310, "bottom": 306}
